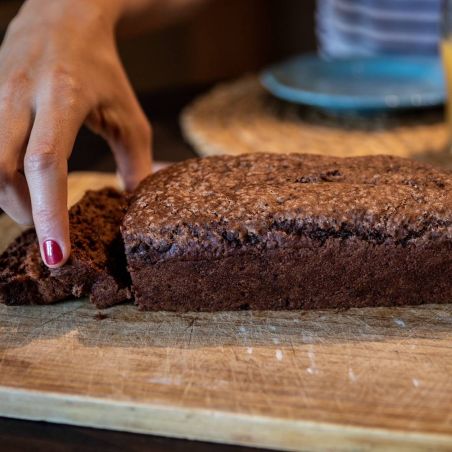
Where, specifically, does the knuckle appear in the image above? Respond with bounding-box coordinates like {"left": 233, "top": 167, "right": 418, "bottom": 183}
{"left": 24, "top": 148, "right": 60, "bottom": 173}
{"left": 0, "top": 71, "right": 31, "bottom": 104}
{"left": 50, "top": 67, "right": 81, "bottom": 94}
{"left": 9, "top": 70, "right": 30, "bottom": 88}
{"left": 47, "top": 67, "right": 84, "bottom": 108}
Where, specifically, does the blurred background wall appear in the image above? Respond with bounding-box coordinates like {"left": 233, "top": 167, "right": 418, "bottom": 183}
{"left": 0, "top": 0, "right": 317, "bottom": 94}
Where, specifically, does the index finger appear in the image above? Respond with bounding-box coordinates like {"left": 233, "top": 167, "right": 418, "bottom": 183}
{"left": 24, "top": 105, "right": 83, "bottom": 268}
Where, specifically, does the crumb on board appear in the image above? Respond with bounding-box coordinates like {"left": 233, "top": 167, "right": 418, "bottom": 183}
{"left": 95, "top": 312, "right": 108, "bottom": 321}
{"left": 393, "top": 318, "right": 406, "bottom": 328}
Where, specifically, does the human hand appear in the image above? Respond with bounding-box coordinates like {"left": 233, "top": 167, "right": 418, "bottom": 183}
{"left": 0, "top": 0, "right": 152, "bottom": 268}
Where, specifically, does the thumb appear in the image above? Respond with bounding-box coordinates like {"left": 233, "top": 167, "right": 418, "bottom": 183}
{"left": 86, "top": 92, "right": 152, "bottom": 191}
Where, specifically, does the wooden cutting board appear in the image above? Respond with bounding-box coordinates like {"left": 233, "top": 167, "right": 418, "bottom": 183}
{"left": 0, "top": 173, "right": 451, "bottom": 451}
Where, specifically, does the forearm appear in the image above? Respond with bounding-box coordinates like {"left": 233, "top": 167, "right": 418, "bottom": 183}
{"left": 18, "top": 0, "right": 207, "bottom": 36}
{"left": 116, "top": 0, "right": 209, "bottom": 35}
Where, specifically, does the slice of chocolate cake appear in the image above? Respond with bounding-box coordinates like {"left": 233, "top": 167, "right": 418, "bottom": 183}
{"left": 122, "top": 153, "right": 452, "bottom": 311}
{"left": 0, "top": 188, "right": 130, "bottom": 308}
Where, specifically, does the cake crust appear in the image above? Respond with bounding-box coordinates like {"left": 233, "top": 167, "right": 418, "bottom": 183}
{"left": 123, "top": 153, "right": 452, "bottom": 311}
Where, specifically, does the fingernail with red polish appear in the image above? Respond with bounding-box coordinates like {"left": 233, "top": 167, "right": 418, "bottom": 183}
{"left": 43, "top": 240, "right": 63, "bottom": 266}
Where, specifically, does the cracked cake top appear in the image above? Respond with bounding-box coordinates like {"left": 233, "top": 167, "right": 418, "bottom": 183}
{"left": 122, "top": 153, "right": 452, "bottom": 263}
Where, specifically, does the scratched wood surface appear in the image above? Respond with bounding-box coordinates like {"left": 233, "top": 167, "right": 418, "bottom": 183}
{"left": 0, "top": 173, "right": 451, "bottom": 452}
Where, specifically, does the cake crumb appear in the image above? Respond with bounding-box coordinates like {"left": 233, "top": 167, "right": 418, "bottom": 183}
{"left": 275, "top": 349, "right": 283, "bottom": 361}
{"left": 246, "top": 347, "right": 253, "bottom": 355}
{"left": 95, "top": 312, "right": 108, "bottom": 321}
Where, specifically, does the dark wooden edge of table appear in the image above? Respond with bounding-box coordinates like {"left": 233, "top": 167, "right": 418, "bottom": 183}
{"left": 0, "top": 417, "right": 267, "bottom": 452}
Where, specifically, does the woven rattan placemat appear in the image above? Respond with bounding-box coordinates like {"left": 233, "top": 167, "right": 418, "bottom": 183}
{"left": 181, "top": 76, "right": 451, "bottom": 166}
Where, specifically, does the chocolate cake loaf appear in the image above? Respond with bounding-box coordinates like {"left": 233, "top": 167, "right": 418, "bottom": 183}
{"left": 0, "top": 188, "right": 130, "bottom": 308}
{"left": 123, "top": 153, "right": 452, "bottom": 311}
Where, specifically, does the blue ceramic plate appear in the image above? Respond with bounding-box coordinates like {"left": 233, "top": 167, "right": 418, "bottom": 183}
{"left": 260, "top": 54, "right": 445, "bottom": 112}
